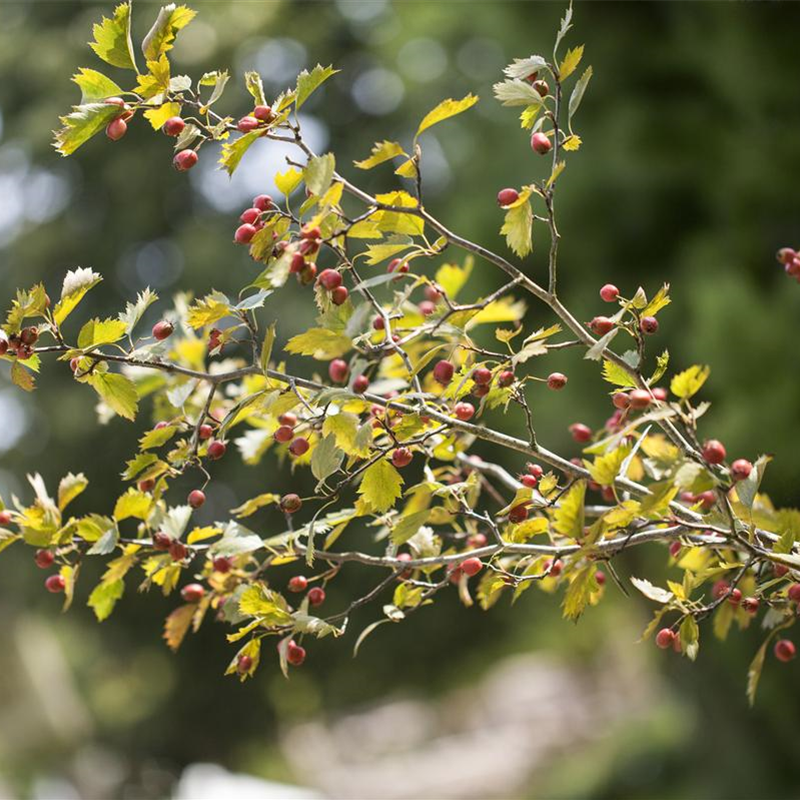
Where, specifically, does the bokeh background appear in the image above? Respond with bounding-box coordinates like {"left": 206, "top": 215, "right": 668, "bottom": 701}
{"left": 1, "top": 2, "right": 800, "bottom": 798}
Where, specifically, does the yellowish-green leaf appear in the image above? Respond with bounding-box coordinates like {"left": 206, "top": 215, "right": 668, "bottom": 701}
{"left": 238, "top": 585, "right": 293, "bottom": 624}
{"left": 562, "top": 565, "right": 598, "bottom": 621}
{"left": 391, "top": 510, "right": 430, "bottom": 546}
{"left": 296, "top": 64, "right": 339, "bottom": 109}
{"left": 602, "top": 359, "right": 636, "bottom": 388}
{"left": 58, "top": 472, "right": 88, "bottom": 512}
{"left": 275, "top": 167, "right": 302, "bottom": 196}
{"left": 77, "top": 317, "right": 127, "bottom": 349}
{"left": 670, "top": 365, "right": 710, "bottom": 400}
{"left": 90, "top": 2, "right": 137, "bottom": 71}
{"left": 551, "top": 480, "right": 585, "bottom": 540}
{"left": 359, "top": 459, "right": 403, "bottom": 514}
{"left": 435, "top": 258, "right": 473, "bottom": 299}
{"left": 164, "top": 603, "right": 195, "bottom": 651}
{"left": 588, "top": 444, "right": 631, "bottom": 486}
{"left": 88, "top": 372, "right": 139, "bottom": 421}
{"left": 88, "top": 579, "right": 124, "bottom": 621}
{"left": 143, "top": 101, "right": 182, "bottom": 130}
{"left": 354, "top": 140, "right": 405, "bottom": 169}
{"left": 142, "top": 3, "right": 196, "bottom": 62}
{"left": 285, "top": 328, "right": 351, "bottom": 360}
{"left": 135, "top": 55, "right": 171, "bottom": 99}
{"left": 416, "top": 94, "right": 478, "bottom": 138}
{"left": 113, "top": 488, "right": 152, "bottom": 521}
{"left": 186, "top": 292, "right": 231, "bottom": 329}
{"left": 562, "top": 134, "right": 582, "bottom": 151}
{"left": 54, "top": 267, "right": 102, "bottom": 325}
{"left": 500, "top": 199, "right": 533, "bottom": 257}
{"left": 373, "top": 191, "right": 424, "bottom": 236}
{"left": 304, "top": 152, "right": 336, "bottom": 196}
{"left": 219, "top": 130, "right": 264, "bottom": 176}
{"left": 71, "top": 68, "right": 122, "bottom": 103}
{"left": 11, "top": 361, "right": 35, "bottom": 392}
{"left": 568, "top": 66, "right": 593, "bottom": 123}
{"left": 559, "top": 44, "right": 584, "bottom": 80}
{"left": 53, "top": 102, "right": 121, "bottom": 156}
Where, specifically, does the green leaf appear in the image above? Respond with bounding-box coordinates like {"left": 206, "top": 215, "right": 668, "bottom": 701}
{"left": 323, "top": 412, "right": 370, "bottom": 457}
{"left": 568, "top": 66, "right": 593, "bottom": 123}
{"left": 562, "top": 566, "right": 599, "bottom": 621}
{"left": 199, "top": 69, "right": 229, "bottom": 108}
{"left": 142, "top": 3, "right": 196, "bottom": 62}
{"left": 53, "top": 102, "right": 121, "bottom": 156}
{"left": 219, "top": 130, "right": 264, "bottom": 176}
{"left": 285, "top": 328, "right": 351, "bottom": 360}
{"left": 139, "top": 425, "right": 176, "bottom": 450}
{"left": 493, "top": 79, "right": 545, "bottom": 108}
{"left": 6, "top": 284, "right": 47, "bottom": 334}
{"left": 601, "top": 359, "right": 636, "bottom": 389}
{"left": 359, "top": 459, "right": 404, "bottom": 514}
{"left": 641, "top": 283, "right": 671, "bottom": 318}
{"left": 354, "top": 140, "right": 406, "bottom": 169}
{"left": 391, "top": 510, "right": 431, "bottom": 546}
{"left": 311, "top": 434, "right": 344, "bottom": 484}
{"left": 88, "top": 372, "right": 139, "bottom": 421}
{"left": 551, "top": 481, "right": 585, "bottom": 540}
{"left": 736, "top": 454, "right": 772, "bottom": 511}
{"left": 260, "top": 322, "right": 276, "bottom": 373}
{"left": 558, "top": 44, "right": 584, "bottom": 80}
{"left": 54, "top": 267, "right": 103, "bottom": 326}
{"left": 416, "top": 94, "right": 478, "bottom": 138}
{"left": 119, "top": 288, "right": 158, "bottom": 335}
{"left": 500, "top": 198, "right": 533, "bottom": 258}
{"left": 680, "top": 614, "right": 700, "bottom": 661}
{"left": 670, "top": 365, "right": 710, "bottom": 400}
{"left": 238, "top": 585, "right": 293, "bottom": 624}
{"left": 88, "top": 579, "right": 124, "bottom": 621}
{"left": 71, "top": 68, "right": 123, "bottom": 103}
{"left": 295, "top": 64, "right": 338, "bottom": 109}
{"left": 90, "top": 2, "right": 137, "bottom": 71}
{"left": 245, "top": 71, "right": 266, "bottom": 106}
{"left": 373, "top": 191, "right": 424, "bottom": 236}
{"left": 77, "top": 317, "right": 128, "bottom": 349}
{"left": 650, "top": 349, "right": 670, "bottom": 385}
{"left": 588, "top": 445, "right": 631, "bottom": 486}
{"left": 304, "top": 153, "right": 336, "bottom": 196}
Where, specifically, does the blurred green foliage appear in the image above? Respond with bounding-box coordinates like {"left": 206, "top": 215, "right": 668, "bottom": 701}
{"left": 2, "top": 2, "right": 800, "bottom": 798}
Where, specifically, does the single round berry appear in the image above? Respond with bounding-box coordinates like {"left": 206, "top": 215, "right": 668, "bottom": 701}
{"left": 775, "top": 564, "right": 790, "bottom": 578}
{"left": 181, "top": 583, "right": 205, "bottom": 603}
{"left": 213, "top": 556, "right": 232, "bottom": 573}
{"left": 387, "top": 258, "right": 409, "bottom": 274}
{"left": 612, "top": 392, "right": 630, "bottom": 410}
{"left": 253, "top": 105, "right": 273, "bottom": 121}
{"left": 392, "top": 447, "right": 413, "bottom": 468}
{"left": 153, "top": 531, "right": 172, "bottom": 551}
{"left": 497, "top": 370, "right": 515, "bottom": 388}
{"left": 20, "top": 327, "right": 38, "bottom": 346}
{"left": 106, "top": 117, "right": 127, "bottom": 141}
{"left": 628, "top": 389, "right": 651, "bottom": 410}
{"left": 497, "top": 188, "right": 519, "bottom": 207}
{"left": 318, "top": 269, "right": 343, "bottom": 290}
{"left": 45, "top": 574, "right": 66, "bottom": 593}
{"left": 352, "top": 375, "right": 370, "bottom": 394}
{"left": 595, "top": 570, "right": 606, "bottom": 586}
{"left": 199, "top": 424, "right": 214, "bottom": 440}
{"left": 640, "top": 316, "right": 659, "bottom": 335}
{"left": 787, "top": 583, "right": 800, "bottom": 603}
{"left": 569, "top": 422, "right": 592, "bottom": 443}
{"left": 419, "top": 300, "right": 435, "bottom": 316}
{"left": 547, "top": 372, "right": 567, "bottom": 390}
{"left": 600, "top": 283, "right": 619, "bottom": 302}
{"left": 520, "top": 474, "right": 538, "bottom": 488}
{"left": 472, "top": 367, "right": 492, "bottom": 386}
{"left": 173, "top": 149, "right": 198, "bottom": 171}
{"left": 460, "top": 557, "right": 483, "bottom": 577}
{"left": 712, "top": 579, "right": 730, "bottom": 600}
{"left": 278, "top": 412, "right": 297, "bottom": 427}
{"left": 328, "top": 359, "right": 350, "bottom": 385}
{"left": 331, "top": 286, "right": 349, "bottom": 306}
{"left": 373, "top": 315, "right": 386, "bottom": 331}
{"left": 188, "top": 489, "right": 206, "bottom": 509}
{"left": 742, "top": 597, "right": 759, "bottom": 614}
{"left": 508, "top": 504, "right": 529, "bottom": 524}
{"left": 287, "top": 640, "right": 306, "bottom": 666}
{"left": 424, "top": 285, "right": 442, "bottom": 302}
{"left": 696, "top": 490, "right": 716, "bottom": 510}
{"left": 35, "top": 549, "right": 55, "bottom": 569}
{"left": 237, "top": 654, "right": 253, "bottom": 673}
{"left": 652, "top": 387, "right": 668, "bottom": 402}
{"left": 152, "top": 320, "right": 174, "bottom": 341}
{"left": 280, "top": 493, "right": 303, "bottom": 514}
{"left": 162, "top": 116, "right": 185, "bottom": 137}
{"left": 544, "top": 558, "right": 563, "bottom": 577}
{"left": 207, "top": 440, "right": 227, "bottom": 460}
{"left": 702, "top": 439, "right": 727, "bottom": 465}
{"left": 237, "top": 116, "right": 259, "bottom": 133}
{"left": 731, "top": 458, "right": 752, "bottom": 482}
{"left": 433, "top": 359, "right": 454, "bottom": 385}
{"left": 531, "top": 131, "right": 552, "bottom": 155}
{"left": 454, "top": 402, "right": 475, "bottom": 421}
{"left": 777, "top": 247, "right": 796, "bottom": 265}
{"left": 728, "top": 587, "right": 742, "bottom": 606}
{"left": 274, "top": 425, "right": 294, "bottom": 444}
{"left": 240, "top": 207, "right": 260, "bottom": 225}
{"left": 289, "top": 437, "right": 310, "bottom": 456}
{"left": 0, "top": 510, "right": 12, "bottom": 525}
{"left": 307, "top": 586, "right": 326, "bottom": 606}
{"left": 774, "top": 639, "right": 796, "bottom": 663}
{"left": 288, "top": 575, "right": 308, "bottom": 593}
{"left": 235, "top": 223, "right": 257, "bottom": 244}
{"left": 253, "top": 194, "right": 273, "bottom": 211}
{"left": 527, "top": 463, "right": 544, "bottom": 479}
{"left": 590, "top": 316, "right": 615, "bottom": 336}
{"left": 169, "top": 540, "right": 188, "bottom": 561}
{"left": 655, "top": 628, "right": 675, "bottom": 649}
{"left": 532, "top": 79, "right": 549, "bottom": 97}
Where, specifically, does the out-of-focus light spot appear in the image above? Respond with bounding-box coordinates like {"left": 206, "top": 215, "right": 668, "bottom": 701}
{"left": 117, "top": 239, "right": 184, "bottom": 293}
{"left": 0, "top": 390, "right": 29, "bottom": 453}
{"left": 172, "top": 20, "right": 218, "bottom": 65}
{"left": 397, "top": 38, "right": 447, "bottom": 83}
{"left": 335, "top": 0, "right": 389, "bottom": 22}
{"left": 457, "top": 37, "right": 505, "bottom": 82}
{"left": 351, "top": 68, "right": 405, "bottom": 115}
{"left": 0, "top": 468, "right": 24, "bottom": 502}
{"left": 191, "top": 115, "right": 329, "bottom": 212}
{"left": 237, "top": 38, "right": 307, "bottom": 90}
{"left": 23, "top": 169, "right": 71, "bottom": 224}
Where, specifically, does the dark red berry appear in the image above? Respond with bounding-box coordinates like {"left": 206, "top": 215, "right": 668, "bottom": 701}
{"left": 329, "top": 359, "right": 349, "bottom": 384}
{"left": 173, "top": 149, "right": 198, "bottom": 171}
{"left": 162, "top": 116, "right": 185, "bottom": 136}
{"left": 433, "top": 359, "right": 454, "bottom": 385}
{"left": 288, "top": 575, "right": 308, "bottom": 593}
{"left": 547, "top": 372, "right": 567, "bottom": 390}
{"left": 307, "top": 586, "right": 326, "bottom": 606}
{"left": 392, "top": 447, "right": 413, "bottom": 468}
{"left": 352, "top": 375, "right": 369, "bottom": 394}
{"left": 655, "top": 628, "right": 675, "bottom": 649}
{"left": 35, "top": 549, "right": 55, "bottom": 569}
{"left": 280, "top": 493, "right": 303, "bottom": 513}
{"left": 188, "top": 489, "right": 206, "bottom": 509}
{"left": 640, "top": 316, "right": 659, "bottom": 335}
{"left": 497, "top": 188, "right": 519, "bottom": 206}
{"left": 569, "top": 423, "right": 592, "bottom": 443}
{"left": 600, "top": 284, "right": 619, "bottom": 302}
{"left": 181, "top": 583, "right": 205, "bottom": 603}
{"left": 702, "top": 439, "right": 726, "bottom": 465}
{"left": 208, "top": 440, "right": 227, "bottom": 460}
{"left": 152, "top": 320, "right": 174, "bottom": 341}
{"left": 289, "top": 437, "right": 310, "bottom": 456}
{"left": 45, "top": 574, "right": 66, "bottom": 593}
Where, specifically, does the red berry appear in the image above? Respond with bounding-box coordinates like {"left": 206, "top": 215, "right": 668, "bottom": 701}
{"left": 600, "top": 284, "right": 619, "bottom": 302}
{"left": 731, "top": 459, "right": 752, "bottom": 481}
{"left": 497, "top": 188, "right": 519, "bottom": 206}
{"left": 181, "top": 583, "right": 205, "bottom": 603}
{"left": 207, "top": 440, "right": 227, "bottom": 460}
{"left": 274, "top": 425, "right": 294, "bottom": 443}
{"left": 640, "top": 316, "right": 659, "bottom": 335}
{"left": 419, "top": 300, "right": 436, "bottom": 316}
{"left": 318, "top": 269, "right": 343, "bottom": 290}
{"left": 697, "top": 490, "right": 716, "bottom": 510}
{"left": 774, "top": 639, "right": 796, "bottom": 662}
{"left": 153, "top": 531, "right": 172, "bottom": 551}
{"left": 392, "top": 448, "right": 413, "bottom": 468}
{"left": 395, "top": 552, "right": 413, "bottom": 579}
{"left": 213, "top": 556, "right": 232, "bottom": 573}
{"left": 152, "top": 320, "right": 174, "bottom": 341}
{"left": 589, "top": 316, "right": 615, "bottom": 336}
{"left": 237, "top": 654, "right": 254, "bottom": 673}
{"left": 569, "top": 423, "right": 592, "bottom": 443}
{"left": 237, "top": 116, "right": 259, "bottom": 132}
{"left": 253, "top": 194, "right": 273, "bottom": 211}
{"left": 169, "top": 540, "right": 188, "bottom": 561}
{"left": 199, "top": 424, "right": 214, "bottom": 440}
{"left": 531, "top": 131, "right": 552, "bottom": 155}
{"left": 302, "top": 225, "right": 321, "bottom": 240}
{"left": 188, "top": 489, "right": 206, "bottom": 509}
{"left": 652, "top": 387, "right": 668, "bottom": 402}
{"left": 45, "top": 574, "right": 66, "bottom": 593}
{"left": 595, "top": 570, "right": 606, "bottom": 586}
{"left": 373, "top": 315, "right": 386, "bottom": 331}
{"left": 612, "top": 392, "right": 630, "bottom": 410}
{"left": 532, "top": 79, "right": 549, "bottom": 97}
{"left": 424, "top": 285, "right": 442, "bottom": 302}
{"left": 173, "top": 149, "right": 198, "bottom": 171}
{"left": 728, "top": 587, "right": 742, "bottom": 605}
{"left": 289, "top": 437, "right": 310, "bottom": 456}
{"left": 669, "top": 541, "right": 681, "bottom": 558}
{"left": 106, "top": 117, "right": 127, "bottom": 141}
{"left": 547, "top": 372, "right": 567, "bottom": 390}
{"left": 287, "top": 640, "right": 306, "bottom": 666}
{"left": 628, "top": 389, "right": 651, "bottom": 410}
{"left": 329, "top": 359, "right": 349, "bottom": 384}
{"left": 433, "top": 359, "right": 454, "bottom": 385}
{"left": 235, "top": 223, "right": 257, "bottom": 244}
{"left": 240, "top": 207, "right": 261, "bottom": 224}
{"left": 253, "top": 105, "right": 273, "bottom": 121}
{"left": 787, "top": 583, "right": 800, "bottom": 603}
{"left": 742, "top": 597, "right": 759, "bottom": 614}
{"left": 508, "top": 504, "right": 528, "bottom": 524}
{"left": 307, "top": 586, "right": 326, "bottom": 606}
{"left": 288, "top": 575, "right": 308, "bottom": 593}
{"left": 775, "top": 564, "right": 790, "bottom": 578}
{"left": 35, "top": 549, "right": 55, "bottom": 569}
{"left": 655, "top": 628, "right": 675, "bottom": 649}
{"left": 280, "top": 493, "right": 302, "bottom": 514}
{"left": 544, "top": 558, "right": 563, "bottom": 577}
{"left": 387, "top": 258, "right": 409, "bottom": 274}
{"left": 460, "top": 557, "right": 483, "bottom": 577}
{"left": 777, "top": 247, "right": 796, "bottom": 265}
{"left": 352, "top": 375, "right": 370, "bottom": 394}
{"left": 527, "top": 463, "right": 544, "bottom": 478}
{"left": 497, "top": 370, "right": 515, "bottom": 388}
{"left": 454, "top": 402, "right": 475, "bottom": 421}
{"left": 331, "top": 286, "right": 349, "bottom": 306}
{"left": 712, "top": 579, "right": 730, "bottom": 600}
{"left": 0, "top": 510, "right": 11, "bottom": 525}
{"left": 472, "top": 367, "right": 492, "bottom": 386}
{"left": 162, "top": 116, "right": 185, "bottom": 136}
{"left": 278, "top": 412, "right": 297, "bottom": 427}
{"left": 520, "top": 474, "right": 538, "bottom": 488}
{"left": 702, "top": 439, "right": 727, "bottom": 465}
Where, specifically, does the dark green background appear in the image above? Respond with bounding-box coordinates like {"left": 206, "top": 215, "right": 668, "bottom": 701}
{"left": 1, "top": 2, "right": 799, "bottom": 798}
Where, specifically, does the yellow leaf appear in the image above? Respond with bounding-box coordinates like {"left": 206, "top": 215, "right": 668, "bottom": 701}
{"left": 416, "top": 94, "right": 478, "bottom": 138}
{"left": 358, "top": 459, "right": 403, "bottom": 513}
{"left": 588, "top": 444, "right": 631, "bottom": 486}
{"left": 275, "top": 167, "right": 303, "bottom": 196}
{"left": 500, "top": 199, "right": 533, "bottom": 257}
{"left": 551, "top": 481, "right": 585, "bottom": 540}
{"left": 670, "top": 365, "right": 710, "bottom": 400}
{"left": 562, "top": 134, "right": 582, "bottom": 151}
{"left": 143, "top": 101, "right": 181, "bottom": 131}
{"left": 354, "top": 140, "right": 405, "bottom": 169}
{"left": 559, "top": 45, "right": 584, "bottom": 80}
{"left": 285, "top": 328, "right": 352, "bottom": 360}
{"left": 163, "top": 603, "right": 195, "bottom": 651}
{"left": 373, "top": 191, "right": 424, "bottom": 236}
{"left": 562, "top": 565, "right": 598, "bottom": 621}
